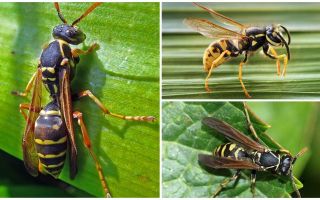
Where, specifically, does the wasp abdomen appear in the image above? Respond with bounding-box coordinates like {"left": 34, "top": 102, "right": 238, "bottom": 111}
{"left": 34, "top": 102, "right": 67, "bottom": 178}
{"left": 213, "top": 142, "right": 248, "bottom": 160}
{"left": 203, "top": 40, "right": 240, "bottom": 72}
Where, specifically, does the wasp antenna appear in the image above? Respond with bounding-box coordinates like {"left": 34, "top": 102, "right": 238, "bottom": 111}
{"left": 295, "top": 147, "right": 308, "bottom": 159}
{"left": 72, "top": 2, "right": 102, "bottom": 26}
{"left": 54, "top": 2, "right": 68, "bottom": 24}
{"left": 280, "top": 25, "right": 291, "bottom": 45}
{"left": 276, "top": 32, "right": 291, "bottom": 60}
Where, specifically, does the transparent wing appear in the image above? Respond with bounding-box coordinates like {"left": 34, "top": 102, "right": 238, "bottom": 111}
{"left": 193, "top": 3, "right": 246, "bottom": 31}
{"left": 199, "top": 154, "right": 261, "bottom": 170}
{"left": 22, "top": 67, "right": 42, "bottom": 177}
{"left": 202, "top": 117, "right": 267, "bottom": 152}
{"left": 59, "top": 66, "right": 78, "bottom": 178}
{"left": 184, "top": 18, "right": 247, "bottom": 40}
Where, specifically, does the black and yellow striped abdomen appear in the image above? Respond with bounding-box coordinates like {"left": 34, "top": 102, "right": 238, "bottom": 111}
{"left": 203, "top": 39, "right": 245, "bottom": 72}
{"left": 213, "top": 142, "right": 248, "bottom": 160}
{"left": 34, "top": 101, "right": 67, "bottom": 178}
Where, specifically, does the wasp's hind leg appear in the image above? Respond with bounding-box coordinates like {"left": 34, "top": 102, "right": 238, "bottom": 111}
{"left": 73, "top": 90, "right": 155, "bottom": 122}
{"left": 212, "top": 169, "right": 241, "bottom": 197}
{"left": 205, "top": 50, "right": 231, "bottom": 93}
{"left": 73, "top": 111, "right": 111, "bottom": 198}
{"left": 18, "top": 103, "right": 42, "bottom": 121}
{"left": 238, "top": 53, "right": 251, "bottom": 98}
{"left": 251, "top": 170, "right": 257, "bottom": 197}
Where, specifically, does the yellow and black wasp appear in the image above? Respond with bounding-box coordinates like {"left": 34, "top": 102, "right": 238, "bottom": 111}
{"left": 200, "top": 112, "right": 307, "bottom": 197}
{"left": 12, "top": 3, "right": 155, "bottom": 197}
{"left": 184, "top": 3, "right": 291, "bottom": 98}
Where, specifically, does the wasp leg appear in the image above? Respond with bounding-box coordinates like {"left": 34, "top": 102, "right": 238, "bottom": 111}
{"left": 73, "top": 111, "right": 111, "bottom": 198}
{"left": 205, "top": 50, "right": 231, "bottom": 93}
{"left": 73, "top": 90, "right": 155, "bottom": 122}
{"left": 238, "top": 53, "right": 251, "bottom": 98}
{"left": 18, "top": 103, "right": 42, "bottom": 121}
{"left": 263, "top": 44, "right": 288, "bottom": 77}
{"left": 11, "top": 71, "right": 37, "bottom": 97}
{"left": 71, "top": 43, "right": 99, "bottom": 57}
{"left": 243, "top": 102, "right": 259, "bottom": 141}
{"left": 251, "top": 170, "right": 257, "bottom": 197}
{"left": 212, "top": 169, "right": 241, "bottom": 197}
{"left": 291, "top": 173, "right": 301, "bottom": 198}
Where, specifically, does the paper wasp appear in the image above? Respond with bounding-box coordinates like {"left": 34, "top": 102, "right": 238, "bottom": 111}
{"left": 199, "top": 108, "right": 307, "bottom": 197}
{"left": 184, "top": 3, "right": 291, "bottom": 98}
{"left": 12, "top": 3, "right": 155, "bottom": 197}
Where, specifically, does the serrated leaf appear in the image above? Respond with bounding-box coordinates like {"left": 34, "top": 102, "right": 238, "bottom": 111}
{"left": 162, "top": 102, "right": 307, "bottom": 197}
{"left": 0, "top": 2, "right": 159, "bottom": 197}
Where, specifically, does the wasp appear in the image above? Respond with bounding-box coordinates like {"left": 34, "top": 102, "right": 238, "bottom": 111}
{"left": 184, "top": 3, "right": 291, "bottom": 98}
{"left": 199, "top": 115, "right": 307, "bottom": 197}
{"left": 12, "top": 3, "right": 155, "bottom": 197}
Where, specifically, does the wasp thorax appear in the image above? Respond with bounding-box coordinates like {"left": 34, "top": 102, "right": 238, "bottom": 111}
{"left": 53, "top": 24, "right": 86, "bottom": 45}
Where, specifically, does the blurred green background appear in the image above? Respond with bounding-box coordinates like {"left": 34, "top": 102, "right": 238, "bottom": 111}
{"left": 162, "top": 102, "right": 320, "bottom": 197}
{"left": 162, "top": 3, "right": 320, "bottom": 99}
{"left": 0, "top": 2, "right": 159, "bottom": 197}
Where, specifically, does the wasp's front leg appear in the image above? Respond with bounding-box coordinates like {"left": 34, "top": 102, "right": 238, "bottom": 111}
{"left": 263, "top": 44, "right": 288, "bottom": 77}
{"left": 71, "top": 43, "right": 100, "bottom": 58}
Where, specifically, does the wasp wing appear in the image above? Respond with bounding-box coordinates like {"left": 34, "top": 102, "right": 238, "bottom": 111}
{"left": 199, "top": 154, "right": 261, "bottom": 170}
{"left": 22, "top": 67, "right": 42, "bottom": 177}
{"left": 183, "top": 18, "right": 247, "bottom": 40}
{"left": 202, "top": 117, "right": 267, "bottom": 152}
{"left": 192, "top": 3, "right": 246, "bottom": 31}
{"left": 59, "top": 65, "right": 78, "bottom": 179}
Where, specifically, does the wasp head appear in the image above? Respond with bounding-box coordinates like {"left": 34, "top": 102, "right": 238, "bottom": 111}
{"left": 277, "top": 154, "right": 293, "bottom": 176}
{"left": 277, "top": 147, "right": 307, "bottom": 176}
{"left": 53, "top": 24, "right": 86, "bottom": 45}
{"left": 266, "top": 24, "right": 291, "bottom": 60}
{"left": 52, "top": 3, "right": 101, "bottom": 45}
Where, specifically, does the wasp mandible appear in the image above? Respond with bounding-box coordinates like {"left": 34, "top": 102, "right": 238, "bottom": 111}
{"left": 184, "top": 3, "right": 291, "bottom": 98}
{"left": 199, "top": 114, "right": 306, "bottom": 197}
{"left": 12, "top": 3, "right": 155, "bottom": 197}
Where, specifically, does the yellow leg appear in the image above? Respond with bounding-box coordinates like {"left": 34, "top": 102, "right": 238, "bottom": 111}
{"left": 239, "top": 62, "right": 251, "bottom": 98}
{"left": 72, "top": 43, "right": 99, "bottom": 57}
{"left": 76, "top": 90, "right": 155, "bottom": 122}
{"left": 18, "top": 103, "right": 42, "bottom": 121}
{"left": 11, "top": 71, "right": 37, "bottom": 97}
{"left": 243, "top": 102, "right": 259, "bottom": 141}
{"left": 73, "top": 111, "right": 111, "bottom": 198}
{"left": 205, "top": 50, "right": 231, "bottom": 93}
{"left": 268, "top": 46, "right": 288, "bottom": 77}
{"left": 212, "top": 170, "right": 241, "bottom": 197}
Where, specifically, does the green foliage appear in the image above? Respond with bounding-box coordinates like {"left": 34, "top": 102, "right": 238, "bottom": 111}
{"left": 0, "top": 2, "right": 159, "bottom": 197}
{"left": 162, "top": 102, "right": 312, "bottom": 197}
{"left": 162, "top": 2, "right": 320, "bottom": 99}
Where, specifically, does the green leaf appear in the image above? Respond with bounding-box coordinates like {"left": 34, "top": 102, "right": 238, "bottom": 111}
{"left": 0, "top": 2, "right": 159, "bottom": 197}
{"left": 162, "top": 2, "right": 320, "bottom": 99}
{"left": 162, "top": 102, "right": 310, "bottom": 197}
